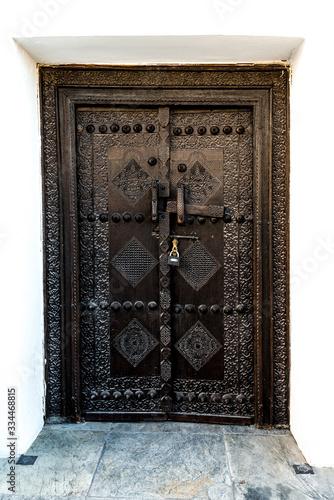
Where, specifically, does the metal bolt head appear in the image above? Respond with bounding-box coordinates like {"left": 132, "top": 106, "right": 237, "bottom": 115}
{"left": 122, "top": 125, "right": 131, "bottom": 134}
{"left": 123, "top": 301, "right": 133, "bottom": 311}
{"left": 134, "top": 301, "right": 144, "bottom": 310}
{"left": 173, "top": 127, "right": 182, "bottom": 136}
{"left": 110, "top": 301, "right": 121, "bottom": 311}
{"left": 111, "top": 213, "right": 121, "bottom": 223}
{"left": 99, "top": 124, "right": 108, "bottom": 134}
{"left": 123, "top": 212, "right": 132, "bottom": 222}
{"left": 87, "top": 213, "right": 96, "bottom": 222}
{"left": 236, "top": 214, "right": 245, "bottom": 223}
{"left": 100, "top": 301, "right": 109, "bottom": 310}
{"left": 197, "top": 126, "right": 207, "bottom": 135}
{"left": 223, "top": 126, "right": 232, "bottom": 135}
{"left": 148, "top": 157, "right": 157, "bottom": 166}
{"left": 187, "top": 216, "right": 195, "bottom": 224}
{"left": 135, "top": 213, "right": 144, "bottom": 223}
{"left": 99, "top": 213, "right": 108, "bottom": 222}
{"left": 223, "top": 212, "right": 232, "bottom": 223}
{"left": 86, "top": 124, "right": 95, "bottom": 133}
{"left": 133, "top": 123, "right": 142, "bottom": 133}
{"left": 185, "top": 126, "right": 194, "bottom": 134}
{"left": 110, "top": 123, "right": 119, "bottom": 133}
{"left": 223, "top": 305, "right": 233, "bottom": 315}
{"left": 236, "top": 125, "right": 245, "bottom": 134}
{"left": 210, "top": 126, "right": 220, "bottom": 135}
{"left": 148, "top": 301, "right": 158, "bottom": 310}
{"left": 210, "top": 304, "right": 221, "bottom": 314}
{"left": 185, "top": 304, "right": 195, "bottom": 313}
{"left": 178, "top": 163, "right": 187, "bottom": 173}
{"left": 174, "top": 304, "right": 182, "bottom": 314}
{"left": 236, "top": 304, "right": 246, "bottom": 313}
{"left": 210, "top": 217, "right": 218, "bottom": 224}
{"left": 198, "top": 304, "right": 208, "bottom": 314}
{"left": 146, "top": 124, "right": 155, "bottom": 133}
{"left": 198, "top": 216, "right": 206, "bottom": 224}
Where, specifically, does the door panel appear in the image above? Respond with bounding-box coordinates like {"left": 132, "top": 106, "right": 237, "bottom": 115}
{"left": 76, "top": 105, "right": 254, "bottom": 421}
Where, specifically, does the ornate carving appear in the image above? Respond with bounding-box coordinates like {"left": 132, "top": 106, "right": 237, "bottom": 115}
{"left": 112, "top": 158, "right": 152, "bottom": 203}
{"left": 178, "top": 241, "right": 221, "bottom": 291}
{"left": 175, "top": 321, "right": 222, "bottom": 371}
{"left": 160, "top": 325, "right": 171, "bottom": 346}
{"left": 180, "top": 161, "right": 219, "bottom": 204}
{"left": 112, "top": 237, "right": 157, "bottom": 287}
{"left": 113, "top": 319, "right": 159, "bottom": 367}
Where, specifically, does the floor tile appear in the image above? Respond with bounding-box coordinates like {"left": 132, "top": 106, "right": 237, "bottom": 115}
{"left": 0, "top": 427, "right": 106, "bottom": 497}
{"left": 225, "top": 433, "right": 334, "bottom": 499}
{"left": 89, "top": 431, "right": 233, "bottom": 499}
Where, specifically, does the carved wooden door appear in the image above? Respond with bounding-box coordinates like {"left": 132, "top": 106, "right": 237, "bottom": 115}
{"left": 77, "top": 105, "right": 254, "bottom": 423}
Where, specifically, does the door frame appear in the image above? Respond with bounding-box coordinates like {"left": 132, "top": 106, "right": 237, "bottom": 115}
{"left": 40, "top": 65, "right": 290, "bottom": 427}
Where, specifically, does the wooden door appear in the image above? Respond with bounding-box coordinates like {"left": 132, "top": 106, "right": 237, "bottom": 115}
{"left": 76, "top": 105, "right": 254, "bottom": 423}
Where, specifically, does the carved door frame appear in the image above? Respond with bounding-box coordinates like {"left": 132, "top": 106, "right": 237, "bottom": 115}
{"left": 41, "top": 65, "right": 289, "bottom": 427}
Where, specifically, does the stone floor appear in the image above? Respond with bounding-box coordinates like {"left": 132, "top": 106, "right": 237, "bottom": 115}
{"left": 1, "top": 422, "right": 334, "bottom": 499}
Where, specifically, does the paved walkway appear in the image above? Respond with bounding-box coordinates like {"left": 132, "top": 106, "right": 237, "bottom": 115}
{"left": 1, "top": 422, "right": 334, "bottom": 499}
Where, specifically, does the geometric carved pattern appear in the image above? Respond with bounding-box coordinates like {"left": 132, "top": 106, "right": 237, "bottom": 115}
{"left": 175, "top": 321, "right": 222, "bottom": 371}
{"left": 113, "top": 319, "right": 158, "bottom": 367}
{"left": 112, "top": 158, "right": 152, "bottom": 204}
{"left": 112, "top": 237, "right": 157, "bottom": 287}
{"left": 180, "top": 161, "right": 219, "bottom": 204}
{"left": 178, "top": 241, "right": 221, "bottom": 291}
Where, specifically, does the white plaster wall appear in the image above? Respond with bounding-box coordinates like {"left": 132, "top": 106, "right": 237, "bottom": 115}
{"left": 2, "top": 0, "right": 334, "bottom": 466}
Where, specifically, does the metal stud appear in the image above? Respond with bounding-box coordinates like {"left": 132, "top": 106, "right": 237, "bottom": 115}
{"left": 173, "top": 127, "right": 182, "bottom": 136}
{"left": 123, "top": 212, "right": 132, "bottom": 222}
{"left": 148, "top": 389, "right": 157, "bottom": 399}
{"left": 211, "top": 393, "right": 221, "bottom": 403}
{"left": 148, "top": 301, "right": 158, "bottom": 310}
{"left": 185, "top": 126, "right": 194, "bottom": 135}
{"left": 198, "top": 304, "right": 208, "bottom": 314}
{"left": 99, "top": 124, "right": 108, "bottom": 134}
{"left": 101, "top": 390, "right": 110, "bottom": 399}
{"left": 187, "top": 392, "right": 196, "bottom": 402}
{"left": 174, "top": 304, "right": 182, "bottom": 314}
{"left": 123, "top": 301, "right": 133, "bottom": 311}
{"left": 185, "top": 304, "right": 195, "bottom": 313}
{"left": 210, "top": 217, "right": 218, "bottom": 224}
{"left": 197, "top": 126, "right": 207, "bottom": 135}
{"left": 236, "top": 125, "right": 245, "bottom": 134}
{"left": 133, "top": 124, "right": 142, "bottom": 133}
{"left": 223, "top": 126, "right": 232, "bottom": 135}
{"left": 222, "top": 394, "right": 232, "bottom": 403}
{"left": 90, "top": 391, "right": 98, "bottom": 400}
{"left": 124, "top": 389, "right": 133, "bottom": 399}
{"left": 187, "top": 216, "right": 195, "bottom": 224}
{"left": 223, "top": 305, "right": 233, "bottom": 315}
{"left": 146, "top": 124, "right": 155, "bottom": 133}
{"left": 236, "top": 394, "right": 246, "bottom": 404}
{"left": 175, "top": 392, "right": 184, "bottom": 402}
{"left": 110, "top": 123, "right": 119, "bottom": 133}
{"left": 135, "top": 390, "right": 145, "bottom": 399}
{"left": 178, "top": 163, "right": 187, "bottom": 173}
{"left": 111, "top": 213, "right": 121, "bottom": 223}
{"left": 198, "top": 392, "right": 208, "bottom": 402}
{"left": 122, "top": 125, "right": 131, "bottom": 134}
{"left": 210, "top": 126, "right": 220, "bottom": 135}
{"left": 134, "top": 301, "right": 144, "bottom": 310}
{"left": 198, "top": 216, "right": 206, "bottom": 224}
{"left": 77, "top": 124, "right": 83, "bottom": 133}
{"left": 148, "top": 157, "right": 157, "bottom": 166}
{"left": 113, "top": 391, "right": 122, "bottom": 399}
{"left": 99, "top": 213, "right": 108, "bottom": 222}
{"left": 210, "top": 304, "right": 220, "bottom": 314}
{"left": 100, "top": 301, "right": 109, "bottom": 310}
{"left": 110, "top": 301, "right": 121, "bottom": 311}
{"left": 236, "top": 214, "right": 245, "bottom": 223}
{"left": 236, "top": 304, "right": 246, "bottom": 313}
{"left": 87, "top": 213, "right": 96, "bottom": 222}
{"left": 135, "top": 213, "right": 144, "bottom": 223}
{"left": 87, "top": 300, "right": 98, "bottom": 310}
{"left": 86, "top": 124, "right": 95, "bottom": 133}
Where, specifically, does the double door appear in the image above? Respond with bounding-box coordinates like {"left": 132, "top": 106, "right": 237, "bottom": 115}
{"left": 76, "top": 105, "right": 254, "bottom": 422}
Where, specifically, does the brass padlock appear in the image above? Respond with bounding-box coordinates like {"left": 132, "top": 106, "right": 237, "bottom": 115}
{"left": 168, "top": 238, "right": 180, "bottom": 266}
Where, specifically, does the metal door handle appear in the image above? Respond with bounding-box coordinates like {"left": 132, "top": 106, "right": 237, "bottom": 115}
{"left": 151, "top": 180, "right": 158, "bottom": 221}
{"left": 177, "top": 183, "right": 185, "bottom": 224}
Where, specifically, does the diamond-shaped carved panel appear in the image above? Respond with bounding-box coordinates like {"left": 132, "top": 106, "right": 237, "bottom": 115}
{"left": 112, "top": 158, "right": 152, "bottom": 204}
{"left": 113, "top": 319, "right": 158, "bottom": 367}
{"left": 175, "top": 321, "right": 222, "bottom": 371}
{"left": 112, "top": 237, "right": 157, "bottom": 287}
{"left": 180, "top": 161, "right": 219, "bottom": 204}
{"left": 179, "top": 241, "right": 221, "bottom": 291}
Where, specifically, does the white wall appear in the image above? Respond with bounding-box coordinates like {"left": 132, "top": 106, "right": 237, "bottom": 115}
{"left": 2, "top": 0, "right": 334, "bottom": 466}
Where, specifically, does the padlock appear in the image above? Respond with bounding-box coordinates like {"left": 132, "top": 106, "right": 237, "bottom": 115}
{"left": 168, "top": 238, "right": 180, "bottom": 267}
